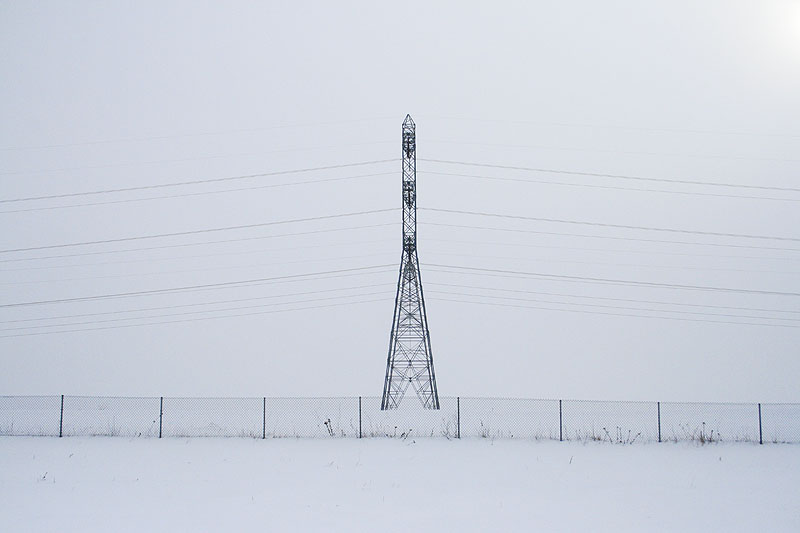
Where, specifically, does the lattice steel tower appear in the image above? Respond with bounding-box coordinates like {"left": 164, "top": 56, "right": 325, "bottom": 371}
{"left": 381, "top": 115, "right": 440, "bottom": 410}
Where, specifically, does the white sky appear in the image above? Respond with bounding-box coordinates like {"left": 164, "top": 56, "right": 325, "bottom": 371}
{"left": 1, "top": 1, "right": 799, "bottom": 401}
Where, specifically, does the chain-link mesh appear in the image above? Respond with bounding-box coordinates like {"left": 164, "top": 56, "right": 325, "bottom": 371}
{"left": 459, "top": 397, "right": 558, "bottom": 439}
{"left": 659, "top": 402, "right": 758, "bottom": 443}
{"left": 0, "top": 395, "right": 61, "bottom": 436}
{"left": 162, "top": 397, "right": 262, "bottom": 438}
{"left": 758, "top": 403, "right": 800, "bottom": 444}
{"left": 62, "top": 396, "right": 160, "bottom": 437}
{"left": 361, "top": 396, "right": 458, "bottom": 438}
{"left": 2, "top": 395, "right": 799, "bottom": 442}
{"left": 562, "top": 400, "right": 657, "bottom": 443}
{"left": 266, "top": 397, "right": 358, "bottom": 438}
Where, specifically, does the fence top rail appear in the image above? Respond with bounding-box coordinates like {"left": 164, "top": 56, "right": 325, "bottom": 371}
{"left": 659, "top": 401, "right": 767, "bottom": 407}
{"left": 455, "top": 396, "right": 560, "bottom": 402}
{"left": 0, "top": 395, "right": 798, "bottom": 406}
{"left": 263, "top": 396, "right": 360, "bottom": 401}
{"left": 63, "top": 395, "right": 161, "bottom": 400}
{"left": 0, "top": 395, "right": 61, "bottom": 399}
{"left": 450, "top": 397, "right": 785, "bottom": 405}
{"left": 164, "top": 396, "right": 268, "bottom": 401}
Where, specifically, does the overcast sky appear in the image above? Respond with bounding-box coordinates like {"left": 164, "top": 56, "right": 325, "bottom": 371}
{"left": 1, "top": 1, "right": 798, "bottom": 402}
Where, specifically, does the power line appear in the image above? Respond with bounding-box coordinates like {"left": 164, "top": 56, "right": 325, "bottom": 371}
{"left": 419, "top": 159, "right": 800, "bottom": 193}
{"left": 0, "top": 172, "right": 395, "bottom": 214}
{"left": 0, "top": 288, "right": 393, "bottom": 332}
{"left": 425, "top": 283, "right": 800, "bottom": 320}
{"left": 0, "top": 264, "right": 395, "bottom": 308}
{"left": 0, "top": 116, "right": 396, "bottom": 151}
{"left": 0, "top": 159, "right": 398, "bottom": 203}
{"left": 0, "top": 237, "right": 392, "bottom": 273}
{"left": 429, "top": 289, "right": 800, "bottom": 324}
{"left": 424, "top": 264, "right": 800, "bottom": 297}
{"left": 0, "top": 223, "right": 395, "bottom": 264}
{"left": 0, "top": 140, "right": 394, "bottom": 177}
{"left": 428, "top": 295, "right": 800, "bottom": 330}
{"left": 433, "top": 251, "right": 800, "bottom": 277}
{"left": 4, "top": 218, "right": 795, "bottom": 266}
{"left": 0, "top": 283, "right": 392, "bottom": 325}
{"left": 3, "top": 238, "right": 788, "bottom": 281}
{"left": 426, "top": 282, "right": 800, "bottom": 315}
{"left": 0, "top": 251, "right": 396, "bottom": 287}
{"left": 0, "top": 209, "right": 397, "bottom": 254}
{"left": 426, "top": 250, "right": 797, "bottom": 276}
{"left": 0, "top": 297, "right": 389, "bottom": 339}
{"left": 419, "top": 114, "right": 800, "bottom": 139}
{"left": 424, "top": 170, "right": 800, "bottom": 203}
{"left": 424, "top": 138, "right": 800, "bottom": 164}
{"left": 421, "top": 208, "right": 800, "bottom": 243}
{"left": 423, "top": 222, "right": 800, "bottom": 253}
{"left": 424, "top": 237, "right": 800, "bottom": 263}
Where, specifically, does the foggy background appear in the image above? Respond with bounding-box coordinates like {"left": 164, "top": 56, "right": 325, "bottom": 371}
{"left": 1, "top": 1, "right": 798, "bottom": 402}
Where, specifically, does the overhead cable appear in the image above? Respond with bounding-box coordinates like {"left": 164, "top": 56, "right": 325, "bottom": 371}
{"left": 424, "top": 237, "right": 800, "bottom": 263}
{"left": 0, "top": 209, "right": 397, "bottom": 254}
{"left": 0, "top": 116, "right": 396, "bottom": 151}
{"left": 0, "top": 223, "right": 395, "bottom": 264}
{"left": 425, "top": 287, "right": 800, "bottom": 322}
{"left": 0, "top": 289, "right": 393, "bottom": 332}
{"left": 429, "top": 296, "right": 800, "bottom": 329}
{"left": 420, "top": 208, "right": 800, "bottom": 243}
{"left": 0, "top": 159, "right": 398, "bottom": 203}
{"left": 0, "top": 264, "right": 395, "bottom": 308}
{"left": 427, "top": 250, "right": 797, "bottom": 276}
{"left": 0, "top": 251, "right": 396, "bottom": 287}
{"left": 422, "top": 222, "right": 800, "bottom": 253}
{"left": 419, "top": 158, "right": 800, "bottom": 193}
{"left": 0, "top": 283, "right": 393, "bottom": 325}
{"left": 0, "top": 141, "right": 394, "bottom": 176}
{"left": 0, "top": 237, "right": 391, "bottom": 273}
{"left": 425, "top": 281, "right": 800, "bottom": 316}
{"left": 0, "top": 172, "right": 395, "bottom": 214}
{"left": 0, "top": 297, "right": 388, "bottom": 339}
{"left": 424, "top": 139, "right": 800, "bottom": 164}
{"left": 424, "top": 264, "right": 800, "bottom": 297}
{"left": 424, "top": 170, "right": 800, "bottom": 203}
{"left": 418, "top": 115, "right": 800, "bottom": 139}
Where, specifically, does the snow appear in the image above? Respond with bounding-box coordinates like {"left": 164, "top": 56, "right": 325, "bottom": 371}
{"left": 2, "top": 437, "right": 798, "bottom": 532}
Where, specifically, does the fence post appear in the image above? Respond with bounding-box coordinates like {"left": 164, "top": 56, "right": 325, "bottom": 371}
{"left": 758, "top": 403, "right": 762, "bottom": 445}
{"left": 657, "top": 401, "right": 661, "bottom": 443}
{"left": 457, "top": 396, "right": 461, "bottom": 439}
{"left": 559, "top": 400, "right": 563, "bottom": 442}
{"left": 358, "top": 396, "right": 362, "bottom": 439}
{"left": 59, "top": 394, "right": 64, "bottom": 438}
{"left": 159, "top": 396, "right": 163, "bottom": 439}
{"left": 262, "top": 397, "right": 266, "bottom": 440}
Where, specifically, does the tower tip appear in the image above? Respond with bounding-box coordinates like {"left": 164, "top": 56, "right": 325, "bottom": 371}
{"left": 403, "top": 114, "right": 415, "bottom": 127}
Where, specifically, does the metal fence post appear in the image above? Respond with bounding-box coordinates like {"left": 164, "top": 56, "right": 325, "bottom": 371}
{"left": 657, "top": 401, "right": 661, "bottom": 443}
{"left": 358, "top": 396, "right": 362, "bottom": 439}
{"left": 758, "top": 403, "right": 763, "bottom": 445}
{"left": 559, "top": 400, "right": 563, "bottom": 442}
{"left": 457, "top": 396, "right": 461, "bottom": 439}
{"left": 59, "top": 394, "right": 64, "bottom": 438}
{"left": 159, "top": 396, "right": 163, "bottom": 438}
{"left": 262, "top": 397, "right": 266, "bottom": 440}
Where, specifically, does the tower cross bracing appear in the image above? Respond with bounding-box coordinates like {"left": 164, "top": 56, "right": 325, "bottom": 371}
{"left": 381, "top": 115, "right": 440, "bottom": 410}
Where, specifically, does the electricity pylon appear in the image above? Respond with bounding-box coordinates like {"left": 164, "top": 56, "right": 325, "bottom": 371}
{"left": 381, "top": 115, "right": 440, "bottom": 410}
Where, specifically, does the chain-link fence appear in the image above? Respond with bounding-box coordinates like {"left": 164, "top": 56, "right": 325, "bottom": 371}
{"left": 1, "top": 395, "right": 798, "bottom": 443}
{"left": 0, "top": 395, "right": 61, "bottom": 436}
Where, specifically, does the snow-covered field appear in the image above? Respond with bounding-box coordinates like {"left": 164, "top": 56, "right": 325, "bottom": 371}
{"left": 1, "top": 437, "right": 798, "bottom": 532}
